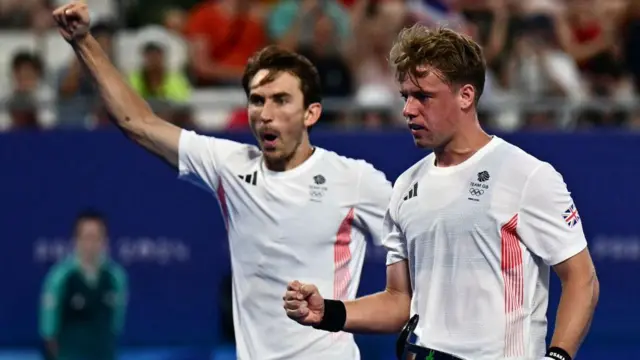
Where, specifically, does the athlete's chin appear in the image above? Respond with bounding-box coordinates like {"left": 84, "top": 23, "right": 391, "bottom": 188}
{"left": 262, "top": 148, "right": 286, "bottom": 162}
{"left": 412, "top": 136, "right": 436, "bottom": 149}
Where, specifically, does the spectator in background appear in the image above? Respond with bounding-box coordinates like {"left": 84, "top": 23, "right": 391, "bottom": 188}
{"left": 348, "top": 0, "right": 405, "bottom": 127}
{"left": 552, "top": 0, "right": 633, "bottom": 129}
{"left": 461, "top": 0, "right": 510, "bottom": 129}
{"left": 501, "top": 14, "right": 587, "bottom": 130}
{"left": 11, "top": 51, "right": 48, "bottom": 98}
{"left": 162, "top": 7, "right": 187, "bottom": 33}
{"left": 553, "top": 0, "right": 630, "bottom": 96}
{"left": 184, "top": 0, "right": 266, "bottom": 87}
{"left": 40, "top": 210, "right": 128, "bottom": 360}
{"left": 7, "top": 93, "right": 40, "bottom": 129}
{"left": 7, "top": 51, "right": 52, "bottom": 129}
{"left": 624, "top": 0, "right": 640, "bottom": 87}
{"left": 0, "top": 0, "right": 51, "bottom": 29}
{"left": 274, "top": 0, "right": 354, "bottom": 124}
{"left": 56, "top": 21, "right": 117, "bottom": 128}
{"left": 129, "top": 42, "right": 191, "bottom": 103}
{"left": 268, "top": 0, "right": 351, "bottom": 47}
{"left": 406, "top": 0, "right": 468, "bottom": 31}
{"left": 623, "top": 0, "right": 640, "bottom": 130}
{"left": 124, "top": 0, "right": 200, "bottom": 28}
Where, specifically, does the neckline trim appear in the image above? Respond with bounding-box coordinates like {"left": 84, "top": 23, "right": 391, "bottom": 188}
{"left": 427, "top": 136, "right": 502, "bottom": 175}
{"left": 261, "top": 147, "right": 324, "bottom": 179}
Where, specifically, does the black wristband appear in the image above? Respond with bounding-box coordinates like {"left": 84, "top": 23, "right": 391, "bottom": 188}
{"left": 312, "top": 299, "right": 346, "bottom": 332}
{"left": 546, "top": 347, "right": 572, "bottom": 360}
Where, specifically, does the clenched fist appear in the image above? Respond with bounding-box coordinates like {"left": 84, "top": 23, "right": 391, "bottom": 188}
{"left": 52, "top": 1, "right": 90, "bottom": 42}
{"left": 282, "top": 280, "right": 325, "bottom": 326}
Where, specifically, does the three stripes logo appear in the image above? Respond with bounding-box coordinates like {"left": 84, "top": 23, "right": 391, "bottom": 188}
{"left": 403, "top": 182, "right": 418, "bottom": 201}
{"left": 238, "top": 171, "right": 258, "bottom": 186}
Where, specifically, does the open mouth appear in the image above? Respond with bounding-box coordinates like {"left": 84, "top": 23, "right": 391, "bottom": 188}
{"left": 263, "top": 133, "right": 278, "bottom": 142}
{"left": 260, "top": 130, "right": 279, "bottom": 149}
{"left": 408, "top": 123, "right": 425, "bottom": 131}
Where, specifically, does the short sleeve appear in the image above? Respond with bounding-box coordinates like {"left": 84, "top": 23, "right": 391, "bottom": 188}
{"left": 354, "top": 162, "right": 392, "bottom": 246}
{"left": 518, "top": 163, "right": 588, "bottom": 266}
{"left": 383, "top": 206, "right": 408, "bottom": 265}
{"left": 178, "top": 130, "right": 247, "bottom": 193}
{"left": 382, "top": 179, "right": 408, "bottom": 265}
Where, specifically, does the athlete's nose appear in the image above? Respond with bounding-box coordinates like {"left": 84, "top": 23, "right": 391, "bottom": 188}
{"left": 402, "top": 96, "right": 420, "bottom": 120}
{"left": 260, "top": 101, "right": 276, "bottom": 122}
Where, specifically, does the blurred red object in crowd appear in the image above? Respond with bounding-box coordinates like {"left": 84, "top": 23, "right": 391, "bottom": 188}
{"left": 225, "top": 108, "right": 250, "bottom": 131}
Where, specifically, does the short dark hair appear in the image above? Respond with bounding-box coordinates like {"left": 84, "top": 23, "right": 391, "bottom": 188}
{"left": 11, "top": 51, "right": 43, "bottom": 76}
{"left": 242, "top": 45, "right": 322, "bottom": 108}
{"left": 143, "top": 42, "right": 164, "bottom": 54}
{"left": 73, "top": 209, "right": 108, "bottom": 235}
{"left": 389, "top": 25, "right": 486, "bottom": 104}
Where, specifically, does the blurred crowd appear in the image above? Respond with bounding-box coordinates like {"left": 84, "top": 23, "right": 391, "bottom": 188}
{"left": 1, "top": 0, "right": 640, "bottom": 132}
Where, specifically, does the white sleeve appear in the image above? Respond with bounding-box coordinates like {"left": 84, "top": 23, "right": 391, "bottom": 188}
{"left": 382, "top": 180, "right": 408, "bottom": 265}
{"left": 354, "top": 162, "right": 392, "bottom": 246}
{"left": 518, "top": 163, "right": 588, "bottom": 266}
{"left": 177, "top": 130, "right": 246, "bottom": 193}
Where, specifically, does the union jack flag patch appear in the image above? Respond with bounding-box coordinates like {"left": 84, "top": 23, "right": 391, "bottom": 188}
{"left": 563, "top": 203, "right": 580, "bottom": 228}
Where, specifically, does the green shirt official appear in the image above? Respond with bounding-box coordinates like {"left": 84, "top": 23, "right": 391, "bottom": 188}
{"left": 39, "top": 210, "right": 128, "bottom": 360}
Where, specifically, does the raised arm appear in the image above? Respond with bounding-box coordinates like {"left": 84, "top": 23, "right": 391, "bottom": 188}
{"left": 53, "top": 2, "right": 181, "bottom": 168}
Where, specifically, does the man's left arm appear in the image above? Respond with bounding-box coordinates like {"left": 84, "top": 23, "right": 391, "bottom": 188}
{"left": 550, "top": 246, "right": 599, "bottom": 358}
{"left": 353, "top": 161, "right": 393, "bottom": 246}
{"left": 518, "top": 163, "right": 599, "bottom": 360}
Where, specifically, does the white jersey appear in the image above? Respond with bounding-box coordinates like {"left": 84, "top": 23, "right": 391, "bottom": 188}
{"left": 383, "top": 136, "right": 587, "bottom": 360}
{"left": 177, "top": 130, "right": 391, "bottom": 360}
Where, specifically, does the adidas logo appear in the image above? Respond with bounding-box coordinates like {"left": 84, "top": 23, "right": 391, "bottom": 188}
{"left": 403, "top": 182, "right": 418, "bottom": 201}
{"left": 238, "top": 171, "right": 258, "bottom": 186}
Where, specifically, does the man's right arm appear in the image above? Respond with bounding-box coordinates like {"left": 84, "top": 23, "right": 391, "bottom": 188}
{"left": 343, "top": 259, "right": 411, "bottom": 333}
{"left": 285, "top": 196, "right": 412, "bottom": 334}
{"left": 72, "top": 34, "right": 182, "bottom": 168}
{"left": 343, "top": 196, "right": 412, "bottom": 333}
{"left": 285, "top": 260, "right": 411, "bottom": 334}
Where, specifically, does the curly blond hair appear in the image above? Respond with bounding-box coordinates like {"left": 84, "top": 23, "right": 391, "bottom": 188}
{"left": 389, "top": 24, "right": 486, "bottom": 103}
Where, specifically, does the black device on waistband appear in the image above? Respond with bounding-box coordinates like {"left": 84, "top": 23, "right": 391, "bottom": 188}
{"left": 396, "top": 314, "right": 462, "bottom": 360}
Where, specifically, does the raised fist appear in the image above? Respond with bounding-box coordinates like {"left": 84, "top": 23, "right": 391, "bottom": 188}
{"left": 282, "top": 280, "right": 325, "bottom": 326}
{"left": 52, "top": 1, "right": 90, "bottom": 42}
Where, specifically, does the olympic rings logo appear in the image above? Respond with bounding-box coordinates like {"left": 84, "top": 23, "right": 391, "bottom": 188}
{"left": 469, "top": 188, "right": 484, "bottom": 196}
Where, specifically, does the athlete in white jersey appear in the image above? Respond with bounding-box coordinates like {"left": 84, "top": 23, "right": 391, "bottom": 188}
{"left": 52, "top": 3, "right": 391, "bottom": 360}
{"left": 179, "top": 135, "right": 389, "bottom": 359}
{"left": 284, "top": 25, "right": 599, "bottom": 360}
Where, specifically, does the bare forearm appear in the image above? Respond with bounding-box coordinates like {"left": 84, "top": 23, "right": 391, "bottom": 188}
{"left": 550, "top": 274, "right": 599, "bottom": 357}
{"left": 73, "top": 35, "right": 155, "bottom": 132}
{"left": 344, "top": 290, "right": 410, "bottom": 334}
{"left": 484, "top": 11, "right": 508, "bottom": 64}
